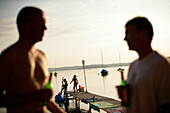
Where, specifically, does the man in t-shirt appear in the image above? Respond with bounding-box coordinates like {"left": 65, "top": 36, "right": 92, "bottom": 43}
{"left": 118, "top": 16, "right": 170, "bottom": 113}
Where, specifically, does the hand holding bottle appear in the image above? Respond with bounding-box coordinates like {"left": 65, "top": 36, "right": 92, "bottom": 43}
{"left": 33, "top": 89, "right": 53, "bottom": 102}
{"left": 40, "top": 72, "right": 53, "bottom": 106}
{"left": 116, "top": 68, "right": 131, "bottom": 106}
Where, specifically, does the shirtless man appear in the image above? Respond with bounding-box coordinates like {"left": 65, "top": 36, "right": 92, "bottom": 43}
{"left": 0, "top": 7, "right": 65, "bottom": 113}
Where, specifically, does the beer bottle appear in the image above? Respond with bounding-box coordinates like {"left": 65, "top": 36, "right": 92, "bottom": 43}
{"left": 40, "top": 72, "right": 53, "bottom": 106}
{"left": 117, "top": 68, "right": 130, "bottom": 106}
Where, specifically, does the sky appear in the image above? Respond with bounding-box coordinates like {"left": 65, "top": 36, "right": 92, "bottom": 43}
{"left": 0, "top": 0, "right": 170, "bottom": 68}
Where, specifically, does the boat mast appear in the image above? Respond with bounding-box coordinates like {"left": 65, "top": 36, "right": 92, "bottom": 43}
{"left": 55, "top": 62, "right": 56, "bottom": 72}
{"left": 101, "top": 50, "right": 104, "bottom": 69}
{"left": 119, "top": 52, "right": 122, "bottom": 67}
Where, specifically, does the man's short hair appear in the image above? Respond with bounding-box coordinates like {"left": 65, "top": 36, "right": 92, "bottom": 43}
{"left": 17, "top": 6, "right": 43, "bottom": 33}
{"left": 125, "top": 16, "right": 154, "bottom": 43}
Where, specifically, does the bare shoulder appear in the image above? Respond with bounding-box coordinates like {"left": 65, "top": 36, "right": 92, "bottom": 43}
{"left": 36, "top": 49, "right": 46, "bottom": 58}
{"left": 35, "top": 49, "right": 47, "bottom": 64}
{"left": 0, "top": 44, "right": 18, "bottom": 62}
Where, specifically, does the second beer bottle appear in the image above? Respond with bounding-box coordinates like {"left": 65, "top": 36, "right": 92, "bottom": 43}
{"left": 117, "top": 68, "right": 130, "bottom": 106}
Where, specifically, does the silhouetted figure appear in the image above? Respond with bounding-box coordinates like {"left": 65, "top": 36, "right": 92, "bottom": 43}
{"left": 0, "top": 6, "right": 65, "bottom": 113}
{"left": 61, "top": 78, "right": 68, "bottom": 97}
{"left": 117, "top": 16, "right": 170, "bottom": 113}
{"left": 70, "top": 75, "right": 78, "bottom": 92}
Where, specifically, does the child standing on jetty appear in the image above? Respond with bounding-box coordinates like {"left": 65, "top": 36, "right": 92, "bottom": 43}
{"left": 70, "top": 75, "right": 78, "bottom": 92}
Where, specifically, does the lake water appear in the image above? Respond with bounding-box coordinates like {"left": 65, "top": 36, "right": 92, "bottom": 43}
{"left": 50, "top": 66, "right": 129, "bottom": 113}
{"left": 0, "top": 66, "right": 129, "bottom": 113}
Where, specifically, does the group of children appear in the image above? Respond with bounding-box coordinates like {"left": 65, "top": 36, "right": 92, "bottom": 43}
{"left": 61, "top": 75, "right": 82, "bottom": 94}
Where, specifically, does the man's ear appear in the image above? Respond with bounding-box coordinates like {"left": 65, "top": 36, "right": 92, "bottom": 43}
{"left": 139, "top": 30, "right": 150, "bottom": 43}
{"left": 139, "top": 30, "right": 147, "bottom": 37}
{"left": 20, "top": 22, "right": 30, "bottom": 34}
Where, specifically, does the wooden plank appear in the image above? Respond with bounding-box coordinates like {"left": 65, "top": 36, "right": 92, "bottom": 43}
{"left": 65, "top": 91, "right": 121, "bottom": 105}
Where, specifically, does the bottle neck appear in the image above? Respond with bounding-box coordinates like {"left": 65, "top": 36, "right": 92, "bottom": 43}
{"left": 49, "top": 73, "right": 52, "bottom": 81}
{"left": 44, "top": 73, "right": 53, "bottom": 89}
{"left": 121, "top": 71, "right": 124, "bottom": 81}
{"left": 121, "top": 71, "right": 126, "bottom": 86}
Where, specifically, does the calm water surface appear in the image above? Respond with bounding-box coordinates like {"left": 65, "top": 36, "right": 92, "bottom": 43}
{"left": 51, "top": 66, "right": 129, "bottom": 113}
{"left": 0, "top": 66, "right": 129, "bottom": 113}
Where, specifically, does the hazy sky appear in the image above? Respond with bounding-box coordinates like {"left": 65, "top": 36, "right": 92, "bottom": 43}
{"left": 0, "top": 0, "right": 170, "bottom": 68}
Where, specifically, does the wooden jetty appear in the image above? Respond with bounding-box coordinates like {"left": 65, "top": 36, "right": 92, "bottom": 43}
{"left": 65, "top": 91, "right": 124, "bottom": 113}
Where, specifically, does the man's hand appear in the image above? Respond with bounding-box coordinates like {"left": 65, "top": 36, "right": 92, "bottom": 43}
{"left": 48, "top": 100, "right": 66, "bottom": 113}
{"left": 116, "top": 84, "right": 131, "bottom": 106}
{"left": 117, "top": 86, "right": 126, "bottom": 100}
{"left": 33, "top": 89, "right": 53, "bottom": 102}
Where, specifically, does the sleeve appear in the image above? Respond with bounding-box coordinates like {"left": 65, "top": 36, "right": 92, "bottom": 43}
{"left": 127, "top": 60, "right": 137, "bottom": 83}
{"left": 157, "top": 59, "right": 170, "bottom": 105}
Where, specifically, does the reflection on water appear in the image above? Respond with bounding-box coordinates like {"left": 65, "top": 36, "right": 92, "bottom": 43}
{"left": 51, "top": 66, "right": 128, "bottom": 112}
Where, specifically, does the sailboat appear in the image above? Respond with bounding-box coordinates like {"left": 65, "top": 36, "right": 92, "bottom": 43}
{"left": 54, "top": 62, "right": 57, "bottom": 77}
{"left": 117, "top": 53, "right": 124, "bottom": 72}
{"left": 100, "top": 51, "right": 109, "bottom": 77}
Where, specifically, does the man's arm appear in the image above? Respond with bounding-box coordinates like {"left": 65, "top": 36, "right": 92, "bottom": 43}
{"left": 159, "top": 104, "right": 170, "bottom": 113}
{"left": 0, "top": 89, "right": 5, "bottom": 107}
{"left": 0, "top": 91, "right": 34, "bottom": 107}
{"left": 157, "top": 58, "right": 170, "bottom": 113}
{"left": 0, "top": 89, "right": 53, "bottom": 107}
{"left": 47, "top": 100, "right": 66, "bottom": 113}
{"left": 70, "top": 80, "right": 73, "bottom": 84}
{"left": 0, "top": 50, "right": 12, "bottom": 106}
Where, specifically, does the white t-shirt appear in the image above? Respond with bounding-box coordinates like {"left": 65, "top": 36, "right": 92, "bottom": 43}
{"left": 126, "top": 51, "right": 170, "bottom": 113}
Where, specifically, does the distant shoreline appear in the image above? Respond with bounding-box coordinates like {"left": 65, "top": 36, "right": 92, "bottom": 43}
{"left": 48, "top": 62, "right": 130, "bottom": 72}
